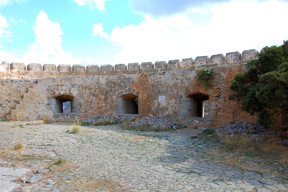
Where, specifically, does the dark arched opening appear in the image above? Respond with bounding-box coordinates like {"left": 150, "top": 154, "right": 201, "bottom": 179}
{"left": 117, "top": 94, "right": 138, "bottom": 114}
{"left": 187, "top": 93, "right": 209, "bottom": 118}
{"left": 53, "top": 95, "right": 74, "bottom": 114}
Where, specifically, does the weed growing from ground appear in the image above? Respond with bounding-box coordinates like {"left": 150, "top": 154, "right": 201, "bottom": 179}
{"left": 219, "top": 133, "right": 252, "bottom": 152}
{"left": 280, "top": 152, "right": 288, "bottom": 165}
{"left": 199, "top": 129, "right": 216, "bottom": 136}
{"left": 218, "top": 133, "right": 288, "bottom": 164}
{"left": 198, "top": 128, "right": 220, "bottom": 144}
{"left": 66, "top": 121, "right": 81, "bottom": 134}
{"left": 81, "top": 121, "right": 120, "bottom": 126}
{"left": 200, "top": 130, "right": 288, "bottom": 172}
{"left": 122, "top": 122, "right": 171, "bottom": 132}
{"left": 54, "top": 159, "right": 67, "bottom": 166}
{"left": 13, "top": 142, "right": 24, "bottom": 150}
{"left": 41, "top": 116, "right": 50, "bottom": 123}
{"left": 72, "top": 127, "right": 80, "bottom": 134}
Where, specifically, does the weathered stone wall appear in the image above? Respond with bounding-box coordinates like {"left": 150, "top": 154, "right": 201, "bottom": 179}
{"left": 0, "top": 50, "right": 262, "bottom": 128}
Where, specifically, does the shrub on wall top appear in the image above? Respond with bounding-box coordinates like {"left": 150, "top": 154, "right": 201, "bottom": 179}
{"left": 197, "top": 68, "right": 214, "bottom": 88}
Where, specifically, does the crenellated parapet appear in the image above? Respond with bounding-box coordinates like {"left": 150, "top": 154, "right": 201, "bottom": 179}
{"left": 0, "top": 49, "right": 259, "bottom": 76}
{"left": 0, "top": 48, "right": 266, "bottom": 126}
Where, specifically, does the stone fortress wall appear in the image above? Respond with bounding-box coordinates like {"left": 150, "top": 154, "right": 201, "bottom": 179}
{"left": 0, "top": 49, "right": 268, "bottom": 128}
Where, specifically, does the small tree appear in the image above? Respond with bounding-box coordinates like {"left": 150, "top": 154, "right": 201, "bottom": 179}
{"left": 229, "top": 41, "right": 288, "bottom": 128}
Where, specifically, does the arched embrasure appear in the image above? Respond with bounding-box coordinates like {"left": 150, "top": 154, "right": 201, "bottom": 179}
{"left": 52, "top": 94, "right": 74, "bottom": 114}
{"left": 117, "top": 94, "right": 138, "bottom": 115}
{"left": 187, "top": 93, "right": 209, "bottom": 118}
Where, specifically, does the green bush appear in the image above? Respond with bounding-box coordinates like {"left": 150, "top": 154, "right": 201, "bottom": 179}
{"left": 198, "top": 68, "right": 214, "bottom": 88}
{"left": 230, "top": 41, "right": 288, "bottom": 128}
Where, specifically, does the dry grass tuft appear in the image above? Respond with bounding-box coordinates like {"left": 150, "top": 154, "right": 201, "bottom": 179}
{"left": 41, "top": 116, "right": 50, "bottom": 123}
{"left": 219, "top": 133, "right": 288, "bottom": 166}
{"left": 54, "top": 158, "right": 67, "bottom": 166}
{"left": 70, "top": 178, "right": 128, "bottom": 192}
{"left": 13, "top": 142, "right": 24, "bottom": 150}
{"left": 219, "top": 133, "right": 253, "bottom": 152}
{"left": 82, "top": 129, "right": 97, "bottom": 134}
{"left": 121, "top": 120, "right": 130, "bottom": 129}
{"left": 48, "top": 158, "right": 76, "bottom": 172}
{"left": 66, "top": 121, "right": 81, "bottom": 134}
{"left": 280, "top": 151, "right": 288, "bottom": 165}
{"left": 72, "top": 126, "right": 80, "bottom": 134}
{"left": 129, "top": 136, "right": 149, "bottom": 140}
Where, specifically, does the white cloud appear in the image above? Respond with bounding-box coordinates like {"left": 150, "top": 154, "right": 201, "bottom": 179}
{"left": 92, "top": 22, "right": 108, "bottom": 38}
{"left": 22, "top": 11, "right": 81, "bottom": 64}
{"left": 0, "top": 14, "right": 10, "bottom": 38}
{"left": 129, "top": 0, "right": 220, "bottom": 17}
{"left": 0, "top": 0, "right": 24, "bottom": 7}
{"left": 74, "top": 0, "right": 106, "bottom": 11}
{"left": 9, "top": 17, "right": 26, "bottom": 25}
{"left": 0, "top": 14, "right": 15, "bottom": 63}
{"left": 0, "top": 0, "right": 10, "bottom": 7}
{"left": 0, "top": 50, "right": 17, "bottom": 63}
{"left": 109, "top": 0, "right": 288, "bottom": 63}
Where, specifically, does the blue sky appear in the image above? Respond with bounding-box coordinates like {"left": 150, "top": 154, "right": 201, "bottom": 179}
{"left": 0, "top": 0, "right": 288, "bottom": 65}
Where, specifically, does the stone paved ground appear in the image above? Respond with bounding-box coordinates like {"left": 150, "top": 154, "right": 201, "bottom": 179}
{"left": 0, "top": 121, "right": 287, "bottom": 192}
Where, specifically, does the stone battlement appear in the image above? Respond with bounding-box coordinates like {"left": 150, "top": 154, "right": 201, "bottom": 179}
{"left": 0, "top": 48, "right": 267, "bottom": 128}
{"left": 0, "top": 49, "right": 258, "bottom": 76}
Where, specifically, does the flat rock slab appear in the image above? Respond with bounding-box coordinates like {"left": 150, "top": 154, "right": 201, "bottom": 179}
{"left": 0, "top": 167, "right": 30, "bottom": 192}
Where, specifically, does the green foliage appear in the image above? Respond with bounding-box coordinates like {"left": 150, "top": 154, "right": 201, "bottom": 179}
{"left": 197, "top": 68, "right": 214, "bottom": 88}
{"left": 81, "top": 121, "right": 120, "bottom": 126}
{"left": 54, "top": 159, "right": 67, "bottom": 166}
{"left": 230, "top": 41, "right": 288, "bottom": 128}
{"left": 199, "top": 128, "right": 216, "bottom": 136}
{"left": 122, "top": 122, "right": 170, "bottom": 132}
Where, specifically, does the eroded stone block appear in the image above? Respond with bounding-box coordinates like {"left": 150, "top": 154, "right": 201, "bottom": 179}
{"left": 128, "top": 63, "right": 140, "bottom": 71}
{"left": 195, "top": 56, "right": 209, "bottom": 66}
{"left": 86, "top": 65, "right": 100, "bottom": 73}
{"left": 72, "top": 65, "right": 85, "bottom": 72}
{"left": 141, "top": 62, "right": 154, "bottom": 70}
{"left": 226, "top": 52, "right": 241, "bottom": 64}
{"left": 10, "top": 62, "right": 26, "bottom": 72}
{"left": 101, "top": 65, "right": 114, "bottom": 72}
{"left": 242, "top": 49, "right": 258, "bottom": 62}
{"left": 168, "top": 60, "right": 180, "bottom": 69}
{"left": 43, "top": 64, "right": 56, "bottom": 72}
{"left": 155, "top": 61, "right": 167, "bottom": 69}
{"left": 27, "top": 63, "right": 42, "bottom": 71}
{"left": 58, "top": 64, "right": 71, "bottom": 72}
{"left": 210, "top": 54, "right": 225, "bottom": 65}
{"left": 180, "top": 58, "right": 194, "bottom": 68}
{"left": 115, "top": 64, "right": 127, "bottom": 71}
